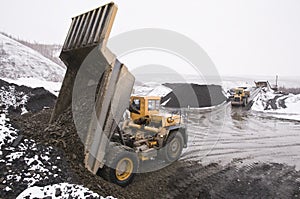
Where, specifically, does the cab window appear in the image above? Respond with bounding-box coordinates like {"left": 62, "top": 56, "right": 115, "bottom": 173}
{"left": 148, "top": 99, "right": 160, "bottom": 111}
{"left": 235, "top": 90, "right": 243, "bottom": 95}
{"left": 132, "top": 99, "right": 140, "bottom": 110}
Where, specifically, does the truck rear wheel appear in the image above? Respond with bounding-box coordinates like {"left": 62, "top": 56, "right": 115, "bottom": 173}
{"left": 161, "top": 131, "right": 184, "bottom": 163}
{"left": 243, "top": 98, "right": 247, "bottom": 107}
{"left": 98, "top": 144, "right": 138, "bottom": 187}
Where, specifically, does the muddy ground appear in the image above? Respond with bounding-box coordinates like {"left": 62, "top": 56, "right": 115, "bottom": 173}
{"left": 1, "top": 79, "right": 300, "bottom": 198}
{"left": 4, "top": 109, "right": 300, "bottom": 199}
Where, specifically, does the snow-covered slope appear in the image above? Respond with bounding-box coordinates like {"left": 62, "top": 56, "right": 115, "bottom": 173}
{"left": 2, "top": 77, "right": 62, "bottom": 96}
{"left": 252, "top": 89, "right": 300, "bottom": 121}
{"left": 0, "top": 33, "right": 65, "bottom": 82}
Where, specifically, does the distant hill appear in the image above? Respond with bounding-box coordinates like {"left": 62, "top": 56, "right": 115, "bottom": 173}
{"left": 0, "top": 32, "right": 65, "bottom": 68}
{"left": 0, "top": 33, "right": 65, "bottom": 82}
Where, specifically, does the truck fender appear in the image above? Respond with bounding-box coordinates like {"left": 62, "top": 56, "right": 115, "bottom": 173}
{"left": 165, "top": 126, "right": 188, "bottom": 148}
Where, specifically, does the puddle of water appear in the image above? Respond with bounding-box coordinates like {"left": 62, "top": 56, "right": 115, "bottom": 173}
{"left": 181, "top": 103, "right": 300, "bottom": 169}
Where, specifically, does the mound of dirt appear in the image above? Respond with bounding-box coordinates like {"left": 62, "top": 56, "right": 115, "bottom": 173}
{"left": 10, "top": 108, "right": 138, "bottom": 199}
{"left": 161, "top": 83, "right": 227, "bottom": 108}
{"left": 0, "top": 135, "right": 77, "bottom": 199}
{"left": 0, "top": 79, "right": 56, "bottom": 115}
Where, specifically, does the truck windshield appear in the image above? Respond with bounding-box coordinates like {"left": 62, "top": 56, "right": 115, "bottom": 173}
{"left": 235, "top": 90, "right": 243, "bottom": 95}
{"left": 148, "top": 99, "right": 160, "bottom": 111}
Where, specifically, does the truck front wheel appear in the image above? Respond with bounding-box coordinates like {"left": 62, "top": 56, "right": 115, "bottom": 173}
{"left": 243, "top": 98, "right": 247, "bottom": 107}
{"left": 98, "top": 145, "right": 138, "bottom": 187}
{"left": 162, "top": 131, "right": 184, "bottom": 163}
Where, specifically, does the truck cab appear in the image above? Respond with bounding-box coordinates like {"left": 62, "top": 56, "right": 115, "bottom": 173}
{"left": 130, "top": 96, "right": 160, "bottom": 121}
{"left": 231, "top": 87, "right": 250, "bottom": 106}
{"left": 129, "top": 96, "right": 181, "bottom": 127}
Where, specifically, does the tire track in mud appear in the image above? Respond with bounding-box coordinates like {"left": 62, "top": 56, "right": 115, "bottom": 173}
{"left": 166, "top": 161, "right": 300, "bottom": 199}
{"left": 166, "top": 163, "right": 223, "bottom": 199}
{"left": 162, "top": 105, "right": 300, "bottom": 198}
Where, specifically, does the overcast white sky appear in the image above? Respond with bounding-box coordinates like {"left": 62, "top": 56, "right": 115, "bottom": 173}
{"left": 0, "top": 0, "right": 299, "bottom": 77}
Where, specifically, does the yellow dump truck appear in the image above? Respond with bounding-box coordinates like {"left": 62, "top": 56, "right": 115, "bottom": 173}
{"left": 231, "top": 87, "right": 250, "bottom": 106}
{"left": 51, "top": 2, "right": 187, "bottom": 187}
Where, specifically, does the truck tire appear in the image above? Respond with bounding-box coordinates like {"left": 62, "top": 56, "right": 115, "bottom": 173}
{"left": 161, "top": 131, "right": 184, "bottom": 163}
{"left": 98, "top": 144, "right": 139, "bottom": 187}
{"left": 243, "top": 98, "right": 247, "bottom": 107}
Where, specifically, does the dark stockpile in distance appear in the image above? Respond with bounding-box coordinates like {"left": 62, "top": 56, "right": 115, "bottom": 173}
{"left": 161, "top": 83, "right": 227, "bottom": 108}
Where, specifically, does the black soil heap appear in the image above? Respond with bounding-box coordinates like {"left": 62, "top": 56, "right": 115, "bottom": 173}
{"left": 0, "top": 79, "right": 57, "bottom": 115}
{"left": 162, "top": 83, "right": 227, "bottom": 108}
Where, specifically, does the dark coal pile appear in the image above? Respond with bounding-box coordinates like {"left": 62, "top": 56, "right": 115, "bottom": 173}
{"left": 11, "top": 108, "right": 139, "bottom": 199}
{"left": 0, "top": 79, "right": 56, "bottom": 115}
{"left": 26, "top": 87, "right": 57, "bottom": 112}
{"left": 0, "top": 136, "right": 77, "bottom": 199}
{"left": 161, "top": 83, "right": 227, "bottom": 108}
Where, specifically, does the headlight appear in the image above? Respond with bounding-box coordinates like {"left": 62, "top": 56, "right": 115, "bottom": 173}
{"left": 167, "top": 117, "right": 174, "bottom": 123}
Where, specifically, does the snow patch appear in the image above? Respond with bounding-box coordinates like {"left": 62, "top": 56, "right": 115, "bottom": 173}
{"left": 2, "top": 77, "right": 62, "bottom": 96}
{"left": 0, "top": 83, "right": 28, "bottom": 109}
{"left": 0, "top": 81, "right": 113, "bottom": 198}
{"left": 16, "top": 183, "right": 117, "bottom": 199}
{"left": 0, "top": 33, "right": 65, "bottom": 82}
{"left": 0, "top": 113, "right": 18, "bottom": 152}
{"left": 0, "top": 87, "right": 62, "bottom": 191}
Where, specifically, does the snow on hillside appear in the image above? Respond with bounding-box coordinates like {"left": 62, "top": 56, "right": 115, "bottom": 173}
{"left": 252, "top": 89, "right": 300, "bottom": 121}
{"left": 0, "top": 33, "right": 65, "bottom": 82}
{"left": 2, "top": 77, "right": 62, "bottom": 96}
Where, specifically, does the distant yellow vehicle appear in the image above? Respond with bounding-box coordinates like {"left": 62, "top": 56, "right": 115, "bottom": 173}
{"left": 231, "top": 87, "right": 250, "bottom": 106}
